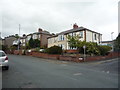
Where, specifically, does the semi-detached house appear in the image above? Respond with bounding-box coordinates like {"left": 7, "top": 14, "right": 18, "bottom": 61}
{"left": 48, "top": 24, "right": 102, "bottom": 50}
{"left": 25, "top": 28, "right": 52, "bottom": 48}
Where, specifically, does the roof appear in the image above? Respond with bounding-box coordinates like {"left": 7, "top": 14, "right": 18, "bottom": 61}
{"left": 27, "top": 31, "right": 51, "bottom": 37}
{"left": 48, "top": 26, "right": 102, "bottom": 39}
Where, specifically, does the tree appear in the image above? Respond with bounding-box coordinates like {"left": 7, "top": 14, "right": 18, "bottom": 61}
{"left": 28, "top": 37, "right": 34, "bottom": 48}
{"left": 0, "top": 45, "right": 8, "bottom": 52}
{"left": 33, "top": 39, "right": 40, "bottom": 48}
{"left": 28, "top": 38, "right": 40, "bottom": 49}
{"left": 26, "top": 42, "right": 30, "bottom": 49}
{"left": 67, "top": 35, "right": 112, "bottom": 56}
{"left": 86, "top": 42, "right": 100, "bottom": 56}
{"left": 15, "top": 34, "right": 19, "bottom": 39}
{"left": 98, "top": 45, "right": 112, "bottom": 56}
{"left": 114, "top": 33, "right": 120, "bottom": 51}
{"left": 67, "top": 35, "right": 80, "bottom": 49}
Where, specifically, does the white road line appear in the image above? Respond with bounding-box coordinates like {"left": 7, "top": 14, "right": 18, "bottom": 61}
{"left": 73, "top": 73, "right": 82, "bottom": 76}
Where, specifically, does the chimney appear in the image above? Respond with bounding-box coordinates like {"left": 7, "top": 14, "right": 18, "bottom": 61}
{"left": 23, "top": 34, "right": 26, "bottom": 37}
{"left": 73, "top": 23, "right": 78, "bottom": 29}
{"left": 38, "top": 28, "right": 42, "bottom": 32}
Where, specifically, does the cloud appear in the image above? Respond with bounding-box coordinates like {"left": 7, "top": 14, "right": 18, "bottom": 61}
{"left": 1, "top": 0, "right": 119, "bottom": 41}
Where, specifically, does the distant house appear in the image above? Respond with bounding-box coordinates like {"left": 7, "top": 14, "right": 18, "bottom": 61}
{"left": 48, "top": 24, "right": 102, "bottom": 50}
{"left": 4, "top": 35, "right": 16, "bottom": 48}
{"left": 13, "top": 39, "right": 20, "bottom": 46}
{"left": 20, "top": 34, "right": 27, "bottom": 47}
{"left": 101, "top": 41, "right": 113, "bottom": 47}
{"left": 101, "top": 40, "right": 114, "bottom": 51}
{"left": 26, "top": 28, "right": 52, "bottom": 48}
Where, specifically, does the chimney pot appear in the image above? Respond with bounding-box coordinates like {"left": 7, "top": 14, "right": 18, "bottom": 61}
{"left": 73, "top": 23, "right": 78, "bottom": 29}
{"left": 38, "top": 28, "right": 42, "bottom": 32}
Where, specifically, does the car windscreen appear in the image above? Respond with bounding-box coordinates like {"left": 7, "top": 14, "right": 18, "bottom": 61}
{"left": 0, "top": 52, "right": 6, "bottom": 57}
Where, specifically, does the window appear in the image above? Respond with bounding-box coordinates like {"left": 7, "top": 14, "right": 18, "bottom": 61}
{"left": 94, "top": 34, "right": 97, "bottom": 40}
{"left": 58, "top": 35, "right": 64, "bottom": 41}
{"left": 73, "top": 33, "right": 76, "bottom": 36}
{"left": 0, "top": 52, "right": 6, "bottom": 57}
{"left": 38, "top": 34, "right": 41, "bottom": 39}
{"left": 69, "top": 33, "right": 72, "bottom": 36}
{"left": 33, "top": 34, "right": 37, "bottom": 39}
{"left": 27, "top": 36, "right": 31, "bottom": 41}
{"left": 79, "top": 31, "right": 83, "bottom": 38}
{"left": 48, "top": 39, "right": 51, "bottom": 44}
{"left": 61, "top": 35, "right": 64, "bottom": 41}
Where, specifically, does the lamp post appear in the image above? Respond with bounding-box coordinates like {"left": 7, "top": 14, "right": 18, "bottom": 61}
{"left": 111, "top": 32, "right": 114, "bottom": 52}
{"left": 111, "top": 32, "right": 114, "bottom": 41}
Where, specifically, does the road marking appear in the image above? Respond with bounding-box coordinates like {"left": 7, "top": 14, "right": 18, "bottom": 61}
{"left": 102, "top": 71, "right": 105, "bottom": 72}
{"left": 106, "top": 71, "right": 110, "bottom": 74}
{"left": 90, "top": 58, "right": 118, "bottom": 65}
{"left": 73, "top": 73, "right": 82, "bottom": 76}
{"left": 61, "top": 64, "right": 67, "bottom": 66}
{"left": 70, "top": 77, "right": 77, "bottom": 81}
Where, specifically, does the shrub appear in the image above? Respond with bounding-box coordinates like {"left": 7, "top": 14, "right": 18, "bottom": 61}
{"left": 46, "top": 45, "right": 63, "bottom": 54}
{"left": 98, "top": 45, "right": 112, "bottom": 56}
{"left": 34, "top": 47, "right": 40, "bottom": 52}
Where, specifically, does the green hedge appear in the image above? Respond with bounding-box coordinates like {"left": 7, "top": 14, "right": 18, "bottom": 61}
{"left": 98, "top": 45, "right": 112, "bottom": 56}
{"left": 45, "top": 45, "right": 62, "bottom": 54}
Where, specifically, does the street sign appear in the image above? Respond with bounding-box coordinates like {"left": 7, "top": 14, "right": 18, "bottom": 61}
{"left": 83, "top": 45, "right": 86, "bottom": 49}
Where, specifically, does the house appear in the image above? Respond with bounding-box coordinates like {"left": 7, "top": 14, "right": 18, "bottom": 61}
{"left": 101, "top": 40, "right": 114, "bottom": 51}
{"left": 4, "top": 35, "right": 16, "bottom": 48}
{"left": 101, "top": 41, "right": 113, "bottom": 47}
{"left": 20, "top": 34, "right": 27, "bottom": 47}
{"left": 48, "top": 24, "right": 102, "bottom": 50}
{"left": 26, "top": 28, "right": 52, "bottom": 48}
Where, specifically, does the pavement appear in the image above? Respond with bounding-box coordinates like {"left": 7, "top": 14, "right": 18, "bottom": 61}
{"left": 2, "top": 54, "right": 119, "bottom": 88}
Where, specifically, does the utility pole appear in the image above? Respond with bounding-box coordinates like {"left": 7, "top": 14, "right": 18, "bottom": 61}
{"left": 18, "top": 24, "right": 20, "bottom": 52}
{"left": 83, "top": 45, "right": 86, "bottom": 61}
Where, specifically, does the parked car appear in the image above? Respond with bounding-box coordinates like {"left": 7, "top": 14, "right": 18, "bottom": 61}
{"left": 0, "top": 50, "right": 9, "bottom": 70}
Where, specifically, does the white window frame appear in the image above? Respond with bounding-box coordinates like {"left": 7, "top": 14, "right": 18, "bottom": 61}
{"left": 79, "top": 31, "right": 83, "bottom": 38}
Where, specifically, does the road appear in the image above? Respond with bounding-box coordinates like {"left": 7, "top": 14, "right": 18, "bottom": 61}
{"left": 2, "top": 54, "right": 119, "bottom": 88}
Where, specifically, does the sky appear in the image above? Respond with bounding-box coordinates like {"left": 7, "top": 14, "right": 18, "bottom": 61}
{"left": 0, "top": 0, "right": 119, "bottom": 41}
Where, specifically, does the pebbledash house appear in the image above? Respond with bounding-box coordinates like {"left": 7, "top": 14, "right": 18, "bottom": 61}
{"left": 47, "top": 24, "right": 102, "bottom": 50}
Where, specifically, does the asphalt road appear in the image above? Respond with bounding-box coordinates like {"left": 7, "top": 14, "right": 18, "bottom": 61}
{"left": 2, "top": 54, "right": 119, "bottom": 88}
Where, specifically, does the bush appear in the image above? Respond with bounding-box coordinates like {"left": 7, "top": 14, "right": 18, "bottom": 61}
{"left": 34, "top": 47, "right": 40, "bottom": 52}
{"left": 0, "top": 45, "right": 8, "bottom": 52}
{"left": 98, "top": 45, "right": 112, "bottom": 56}
{"left": 46, "top": 45, "right": 63, "bottom": 54}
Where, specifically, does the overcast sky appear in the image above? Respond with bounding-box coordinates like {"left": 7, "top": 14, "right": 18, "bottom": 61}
{"left": 0, "top": 0, "right": 119, "bottom": 41}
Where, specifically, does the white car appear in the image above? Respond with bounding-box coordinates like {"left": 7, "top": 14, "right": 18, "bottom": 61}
{"left": 0, "top": 50, "right": 9, "bottom": 70}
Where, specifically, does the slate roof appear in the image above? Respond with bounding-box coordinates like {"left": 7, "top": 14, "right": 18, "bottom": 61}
{"left": 48, "top": 26, "right": 102, "bottom": 39}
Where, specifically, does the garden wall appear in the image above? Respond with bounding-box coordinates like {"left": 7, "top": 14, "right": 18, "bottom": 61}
{"left": 13, "top": 50, "right": 120, "bottom": 62}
